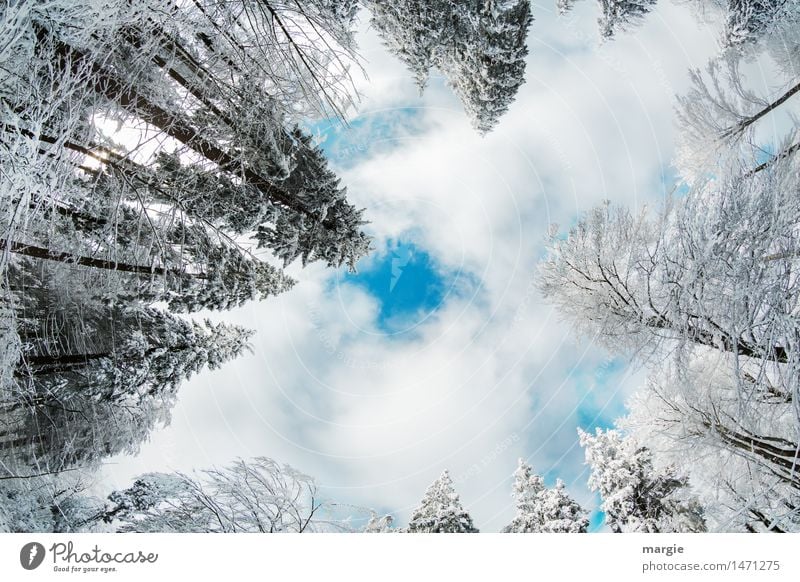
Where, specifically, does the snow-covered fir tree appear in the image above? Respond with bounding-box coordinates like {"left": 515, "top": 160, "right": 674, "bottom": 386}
{"left": 721, "top": 0, "right": 796, "bottom": 48}
{"left": 0, "top": 0, "right": 371, "bottom": 487}
{"left": 4, "top": 265, "right": 253, "bottom": 470}
{"left": 0, "top": 473, "right": 104, "bottom": 533}
{"left": 367, "top": 0, "right": 446, "bottom": 90}
{"left": 0, "top": 0, "right": 370, "bottom": 310}
{"left": 579, "top": 428, "right": 707, "bottom": 532}
{"left": 366, "top": 0, "right": 533, "bottom": 133}
{"left": 554, "top": 0, "right": 657, "bottom": 38}
{"left": 558, "top": 0, "right": 798, "bottom": 45}
{"left": 503, "top": 459, "right": 588, "bottom": 532}
{"left": 447, "top": 0, "right": 534, "bottom": 133}
{"left": 596, "top": 0, "right": 657, "bottom": 39}
{"left": 406, "top": 471, "right": 479, "bottom": 533}
{"left": 556, "top": 0, "right": 578, "bottom": 15}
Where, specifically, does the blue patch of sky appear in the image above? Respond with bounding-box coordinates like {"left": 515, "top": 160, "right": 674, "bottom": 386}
{"left": 339, "top": 238, "right": 481, "bottom": 334}
{"left": 305, "top": 107, "right": 427, "bottom": 170}
{"left": 754, "top": 142, "right": 776, "bottom": 165}
{"left": 588, "top": 501, "right": 607, "bottom": 532}
{"left": 575, "top": 357, "right": 630, "bottom": 430}
{"left": 661, "top": 164, "right": 690, "bottom": 198}
{"left": 574, "top": 358, "right": 631, "bottom": 532}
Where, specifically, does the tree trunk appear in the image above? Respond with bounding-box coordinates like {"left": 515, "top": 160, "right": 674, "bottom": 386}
{"left": 646, "top": 315, "right": 788, "bottom": 363}
{"left": 0, "top": 238, "right": 169, "bottom": 276}
{"left": 744, "top": 140, "right": 800, "bottom": 177}
{"left": 46, "top": 31, "right": 306, "bottom": 216}
{"left": 725, "top": 81, "right": 800, "bottom": 138}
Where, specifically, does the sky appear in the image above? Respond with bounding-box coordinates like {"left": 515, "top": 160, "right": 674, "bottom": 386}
{"left": 100, "top": 2, "right": 749, "bottom": 531}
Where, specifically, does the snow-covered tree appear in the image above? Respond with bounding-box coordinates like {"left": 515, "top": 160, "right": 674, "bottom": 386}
{"left": 0, "top": 473, "right": 104, "bottom": 533}
{"left": 104, "top": 457, "right": 343, "bottom": 533}
{"left": 722, "top": 0, "right": 797, "bottom": 48}
{"left": 444, "top": 0, "right": 534, "bottom": 134}
{"left": 367, "top": 0, "right": 446, "bottom": 90}
{"left": 558, "top": 0, "right": 798, "bottom": 45}
{"left": 554, "top": 0, "right": 656, "bottom": 39}
{"left": 675, "top": 53, "right": 800, "bottom": 181}
{"left": 3, "top": 265, "right": 254, "bottom": 470}
{"left": 366, "top": 0, "right": 533, "bottom": 133}
{"left": 538, "top": 157, "right": 800, "bottom": 386}
{"left": 0, "top": 0, "right": 372, "bottom": 486}
{"left": 579, "top": 428, "right": 707, "bottom": 532}
{"left": 538, "top": 147, "right": 800, "bottom": 528}
{"left": 597, "top": 0, "right": 658, "bottom": 39}
{"left": 1, "top": 0, "right": 371, "bottom": 303}
{"left": 538, "top": 480, "right": 590, "bottom": 532}
{"left": 503, "top": 459, "right": 588, "bottom": 532}
{"left": 556, "top": 0, "right": 578, "bottom": 15}
{"left": 623, "top": 354, "right": 800, "bottom": 532}
{"left": 407, "top": 470, "right": 479, "bottom": 533}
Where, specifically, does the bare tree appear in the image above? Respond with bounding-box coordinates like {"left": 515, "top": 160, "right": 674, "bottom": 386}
{"left": 675, "top": 53, "right": 800, "bottom": 180}
{"left": 105, "top": 457, "right": 349, "bottom": 532}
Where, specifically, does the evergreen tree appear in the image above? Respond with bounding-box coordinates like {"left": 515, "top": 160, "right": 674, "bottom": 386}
{"left": 557, "top": 0, "right": 578, "bottom": 14}
{"left": 579, "top": 428, "right": 707, "bottom": 532}
{"left": 1, "top": 0, "right": 370, "bottom": 307}
{"left": 366, "top": 0, "right": 533, "bottom": 133}
{"left": 446, "top": 0, "right": 534, "bottom": 133}
{"left": 5, "top": 264, "right": 254, "bottom": 470}
{"left": 407, "top": 470, "right": 479, "bottom": 533}
{"left": 0, "top": 474, "right": 104, "bottom": 533}
{"left": 597, "top": 0, "right": 657, "bottom": 39}
{"left": 557, "top": 0, "right": 798, "bottom": 44}
{"left": 538, "top": 480, "right": 589, "bottom": 533}
{"left": 1, "top": 0, "right": 372, "bottom": 507}
{"left": 722, "top": 0, "right": 794, "bottom": 48}
{"left": 368, "top": 0, "right": 447, "bottom": 90}
{"left": 503, "top": 459, "right": 588, "bottom": 532}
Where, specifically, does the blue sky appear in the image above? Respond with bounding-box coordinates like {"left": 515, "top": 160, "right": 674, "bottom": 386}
{"left": 342, "top": 242, "right": 457, "bottom": 334}
{"left": 104, "top": 3, "right": 737, "bottom": 532}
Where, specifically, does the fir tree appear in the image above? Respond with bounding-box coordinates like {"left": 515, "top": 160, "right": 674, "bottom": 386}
{"left": 445, "top": 0, "right": 534, "bottom": 133}
{"left": 503, "top": 459, "right": 588, "bottom": 532}
{"left": 367, "top": 0, "right": 447, "bottom": 90}
{"left": 579, "top": 428, "right": 707, "bottom": 533}
{"left": 407, "top": 470, "right": 479, "bottom": 533}
{"left": 723, "top": 0, "right": 793, "bottom": 48}
{"left": 366, "top": 0, "right": 533, "bottom": 133}
{"left": 597, "top": 0, "right": 657, "bottom": 39}
{"left": 6, "top": 268, "right": 254, "bottom": 470}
